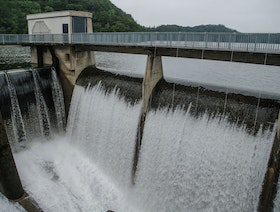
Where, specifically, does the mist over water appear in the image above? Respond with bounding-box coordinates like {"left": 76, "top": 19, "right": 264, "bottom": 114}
{"left": 10, "top": 85, "right": 276, "bottom": 211}
{"left": 0, "top": 193, "right": 24, "bottom": 212}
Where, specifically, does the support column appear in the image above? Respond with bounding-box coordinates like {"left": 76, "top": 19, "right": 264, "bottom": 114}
{"left": 141, "top": 54, "right": 163, "bottom": 115}
{"left": 0, "top": 112, "right": 24, "bottom": 200}
{"left": 36, "top": 46, "right": 44, "bottom": 68}
{"left": 258, "top": 111, "right": 280, "bottom": 212}
{"left": 132, "top": 54, "right": 163, "bottom": 184}
{"left": 31, "top": 45, "right": 95, "bottom": 115}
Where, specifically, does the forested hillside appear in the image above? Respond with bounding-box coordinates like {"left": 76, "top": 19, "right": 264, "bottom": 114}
{"left": 0, "top": 0, "right": 143, "bottom": 33}
{"left": 0, "top": 0, "right": 237, "bottom": 33}
{"left": 150, "top": 24, "right": 237, "bottom": 33}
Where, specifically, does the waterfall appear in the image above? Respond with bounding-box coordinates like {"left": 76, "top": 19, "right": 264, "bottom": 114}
{"left": 0, "top": 67, "right": 66, "bottom": 149}
{"left": 133, "top": 109, "right": 274, "bottom": 212}
{"left": 2, "top": 67, "right": 277, "bottom": 211}
{"left": 32, "top": 70, "right": 52, "bottom": 138}
{"left": 51, "top": 67, "right": 66, "bottom": 132}
{"left": 4, "top": 72, "right": 27, "bottom": 151}
{"left": 63, "top": 83, "right": 275, "bottom": 212}
{"left": 67, "top": 84, "right": 141, "bottom": 188}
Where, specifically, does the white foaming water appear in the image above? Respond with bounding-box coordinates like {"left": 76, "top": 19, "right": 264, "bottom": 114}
{"left": 4, "top": 72, "right": 27, "bottom": 151}
{"left": 50, "top": 67, "right": 66, "bottom": 132}
{"left": 12, "top": 84, "right": 275, "bottom": 212}
{"left": 32, "top": 70, "right": 52, "bottom": 138}
{"left": 14, "top": 137, "right": 138, "bottom": 212}
{"left": 133, "top": 108, "right": 274, "bottom": 212}
{"left": 274, "top": 188, "right": 280, "bottom": 211}
{"left": 0, "top": 193, "right": 24, "bottom": 212}
{"left": 67, "top": 84, "right": 141, "bottom": 188}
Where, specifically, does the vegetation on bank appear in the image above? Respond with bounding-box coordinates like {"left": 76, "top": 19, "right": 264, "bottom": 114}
{"left": 0, "top": 0, "right": 236, "bottom": 33}
{"left": 149, "top": 24, "right": 237, "bottom": 33}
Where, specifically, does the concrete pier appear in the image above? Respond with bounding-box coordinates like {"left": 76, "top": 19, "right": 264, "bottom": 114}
{"left": 141, "top": 54, "right": 164, "bottom": 115}
{"left": 258, "top": 111, "right": 280, "bottom": 212}
{"left": 31, "top": 45, "right": 95, "bottom": 113}
{"left": 0, "top": 112, "right": 24, "bottom": 200}
{"left": 132, "top": 53, "right": 163, "bottom": 183}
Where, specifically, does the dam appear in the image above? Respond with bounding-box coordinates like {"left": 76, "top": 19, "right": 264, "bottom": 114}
{"left": 0, "top": 47, "right": 279, "bottom": 211}
{"left": 1, "top": 10, "right": 280, "bottom": 212}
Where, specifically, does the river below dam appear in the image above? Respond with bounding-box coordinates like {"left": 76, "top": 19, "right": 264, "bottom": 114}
{"left": 0, "top": 46, "right": 280, "bottom": 211}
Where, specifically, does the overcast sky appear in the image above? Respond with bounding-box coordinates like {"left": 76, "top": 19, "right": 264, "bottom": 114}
{"left": 110, "top": 0, "right": 280, "bottom": 33}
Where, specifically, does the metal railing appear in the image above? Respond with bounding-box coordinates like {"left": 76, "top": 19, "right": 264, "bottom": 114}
{"left": 1, "top": 32, "right": 280, "bottom": 53}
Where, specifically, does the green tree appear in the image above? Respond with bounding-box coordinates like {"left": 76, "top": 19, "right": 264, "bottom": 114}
{"left": 0, "top": 0, "right": 236, "bottom": 33}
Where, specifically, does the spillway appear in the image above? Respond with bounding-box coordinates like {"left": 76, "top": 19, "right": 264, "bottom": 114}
{"left": 0, "top": 65, "right": 279, "bottom": 211}
{"left": 0, "top": 67, "right": 66, "bottom": 146}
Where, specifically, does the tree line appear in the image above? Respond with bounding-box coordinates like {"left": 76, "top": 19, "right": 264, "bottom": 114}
{"left": 0, "top": 0, "right": 237, "bottom": 34}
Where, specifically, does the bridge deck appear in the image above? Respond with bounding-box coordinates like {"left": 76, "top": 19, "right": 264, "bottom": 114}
{"left": 1, "top": 32, "right": 280, "bottom": 66}
{"left": 73, "top": 44, "right": 280, "bottom": 66}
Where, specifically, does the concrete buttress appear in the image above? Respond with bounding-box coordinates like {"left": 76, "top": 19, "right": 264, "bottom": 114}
{"left": 0, "top": 112, "right": 24, "bottom": 200}
{"left": 132, "top": 54, "right": 163, "bottom": 183}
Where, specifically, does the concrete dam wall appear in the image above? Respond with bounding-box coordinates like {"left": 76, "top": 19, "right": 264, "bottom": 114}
{"left": 0, "top": 55, "right": 280, "bottom": 211}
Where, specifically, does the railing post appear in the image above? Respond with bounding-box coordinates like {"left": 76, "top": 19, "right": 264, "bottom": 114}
{"left": 254, "top": 34, "right": 257, "bottom": 52}
{"left": 132, "top": 32, "right": 135, "bottom": 45}
{"left": 192, "top": 33, "right": 195, "bottom": 48}
{"left": 267, "top": 33, "right": 271, "bottom": 53}
{"left": 154, "top": 32, "right": 157, "bottom": 46}
{"left": 229, "top": 33, "right": 232, "bottom": 50}
{"left": 204, "top": 32, "right": 208, "bottom": 48}
{"left": 233, "top": 32, "right": 236, "bottom": 50}
{"left": 178, "top": 31, "right": 181, "bottom": 48}
{"left": 184, "top": 32, "right": 187, "bottom": 47}
{"left": 218, "top": 33, "right": 221, "bottom": 49}
{"left": 246, "top": 33, "right": 249, "bottom": 51}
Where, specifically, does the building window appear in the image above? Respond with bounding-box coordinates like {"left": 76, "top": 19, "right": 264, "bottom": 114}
{"left": 72, "top": 17, "right": 87, "bottom": 33}
{"left": 63, "top": 24, "right": 69, "bottom": 34}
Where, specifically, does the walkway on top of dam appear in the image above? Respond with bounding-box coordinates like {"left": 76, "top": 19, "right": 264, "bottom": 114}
{"left": 1, "top": 32, "right": 280, "bottom": 66}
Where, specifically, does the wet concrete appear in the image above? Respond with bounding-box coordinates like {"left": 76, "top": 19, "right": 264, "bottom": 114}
{"left": 77, "top": 66, "right": 143, "bottom": 105}
{"left": 77, "top": 66, "right": 279, "bottom": 135}
{"left": 150, "top": 79, "right": 279, "bottom": 134}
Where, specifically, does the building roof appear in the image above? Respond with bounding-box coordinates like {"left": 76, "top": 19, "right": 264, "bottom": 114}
{"left": 26, "top": 10, "right": 92, "bottom": 20}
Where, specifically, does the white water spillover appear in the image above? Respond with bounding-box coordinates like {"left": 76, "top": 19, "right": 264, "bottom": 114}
{"left": 4, "top": 72, "right": 27, "bottom": 150}
{"left": 32, "top": 70, "right": 52, "bottom": 138}
{"left": 50, "top": 67, "right": 66, "bottom": 132}
{"left": 12, "top": 84, "right": 275, "bottom": 212}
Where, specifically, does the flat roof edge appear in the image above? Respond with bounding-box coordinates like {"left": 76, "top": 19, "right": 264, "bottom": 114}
{"left": 27, "top": 10, "right": 92, "bottom": 20}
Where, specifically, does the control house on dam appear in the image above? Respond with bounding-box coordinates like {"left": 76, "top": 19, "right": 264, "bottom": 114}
{"left": 27, "top": 10, "right": 95, "bottom": 112}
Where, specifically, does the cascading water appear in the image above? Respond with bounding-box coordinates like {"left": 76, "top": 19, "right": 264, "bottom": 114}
{"left": 0, "top": 65, "right": 279, "bottom": 211}
{"left": 50, "top": 67, "right": 66, "bottom": 132}
{"left": 32, "top": 70, "right": 52, "bottom": 138}
{"left": 67, "top": 84, "right": 141, "bottom": 189}
{"left": 133, "top": 108, "right": 273, "bottom": 211}
{"left": 65, "top": 84, "right": 276, "bottom": 212}
{"left": 0, "top": 67, "right": 66, "bottom": 149}
{"left": 4, "top": 72, "right": 27, "bottom": 151}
